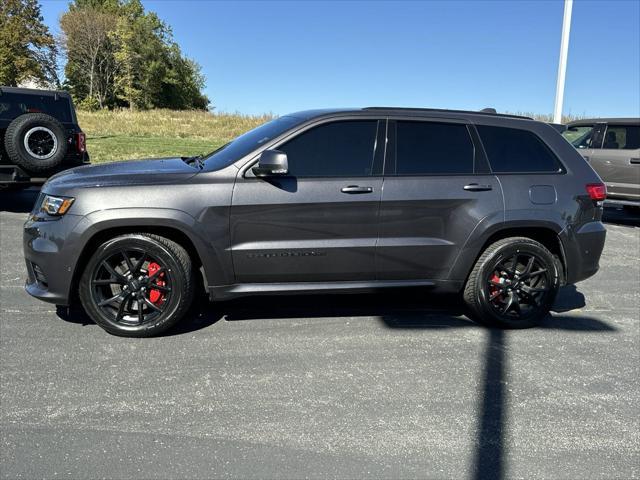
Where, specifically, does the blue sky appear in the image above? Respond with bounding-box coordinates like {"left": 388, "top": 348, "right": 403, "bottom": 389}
{"left": 41, "top": 0, "right": 640, "bottom": 117}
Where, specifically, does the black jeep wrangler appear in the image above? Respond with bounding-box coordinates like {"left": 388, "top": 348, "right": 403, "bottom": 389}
{"left": 0, "top": 87, "right": 89, "bottom": 188}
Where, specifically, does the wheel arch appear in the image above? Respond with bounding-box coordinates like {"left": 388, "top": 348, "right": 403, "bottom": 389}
{"left": 450, "top": 222, "right": 567, "bottom": 288}
{"left": 67, "top": 211, "right": 225, "bottom": 304}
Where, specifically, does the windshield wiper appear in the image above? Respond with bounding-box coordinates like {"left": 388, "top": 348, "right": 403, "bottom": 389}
{"left": 181, "top": 155, "right": 204, "bottom": 169}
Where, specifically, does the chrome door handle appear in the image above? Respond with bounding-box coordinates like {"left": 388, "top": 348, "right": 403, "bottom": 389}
{"left": 463, "top": 183, "right": 493, "bottom": 192}
{"left": 341, "top": 185, "right": 373, "bottom": 194}
{"left": 630, "top": 158, "right": 640, "bottom": 165}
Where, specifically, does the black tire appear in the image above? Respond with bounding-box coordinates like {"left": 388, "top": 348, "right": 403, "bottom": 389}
{"left": 79, "top": 233, "right": 195, "bottom": 337}
{"left": 4, "top": 113, "right": 68, "bottom": 172}
{"left": 463, "top": 237, "right": 559, "bottom": 328}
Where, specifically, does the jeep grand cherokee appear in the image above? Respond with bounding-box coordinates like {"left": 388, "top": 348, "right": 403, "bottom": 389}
{"left": 24, "top": 107, "right": 607, "bottom": 337}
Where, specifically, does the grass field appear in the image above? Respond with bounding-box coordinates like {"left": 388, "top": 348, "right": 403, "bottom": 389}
{"left": 77, "top": 109, "right": 272, "bottom": 163}
{"left": 77, "top": 109, "right": 582, "bottom": 164}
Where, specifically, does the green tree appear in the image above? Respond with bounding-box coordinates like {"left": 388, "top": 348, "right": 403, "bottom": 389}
{"left": 0, "top": 0, "right": 58, "bottom": 87}
{"left": 61, "top": 0, "right": 209, "bottom": 110}
{"left": 111, "top": 15, "right": 141, "bottom": 108}
{"left": 163, "top": 50, "right": 209, "bottom": 110}
{"left": 59, "top": 6, "right": 118, "bottom": 108}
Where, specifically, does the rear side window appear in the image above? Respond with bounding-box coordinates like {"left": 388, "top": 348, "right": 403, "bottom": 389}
{"left": 0, "top": 94, "right": 72, "bottom": 123}
{"left": 477, "top": 125, "right": 562, "bottom": 173}
{"left": 278, "top": 120, "right": 378, "bottom": 177}
{"left": 393, "top": 121, "right": 474, "bottom": 175}
{"left": 602, "top": 125, "right": 640, "bottom": 150}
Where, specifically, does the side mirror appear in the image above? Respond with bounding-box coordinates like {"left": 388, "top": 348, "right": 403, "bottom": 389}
{"left": 252, "top": 150, "right": 288, "bottom": 177}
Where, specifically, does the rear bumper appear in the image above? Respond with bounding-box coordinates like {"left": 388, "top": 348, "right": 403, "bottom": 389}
{"left": 0, "top": 165, "right": 45, "bottom": 184}
{"left": 560, "top": 221, "right": 607, "bottom": 284}
{"left": 1, "top": 154, "right": 89, "bottom": 185}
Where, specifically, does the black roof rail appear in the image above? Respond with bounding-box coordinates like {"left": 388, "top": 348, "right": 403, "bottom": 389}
{"left": 362, "top": 106, "right": 532, "bottom": 120}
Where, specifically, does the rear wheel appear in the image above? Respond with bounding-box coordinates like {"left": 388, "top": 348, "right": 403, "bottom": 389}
{"left": 79, "top": 234, "right": 194, "bottom": 337}
{"left": 463, "top": 237, "right": 559, "bottom": 328}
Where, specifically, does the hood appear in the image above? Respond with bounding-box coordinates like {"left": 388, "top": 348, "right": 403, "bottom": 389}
{"left": 44, "top": 157, "right": 200, "bottom": 192}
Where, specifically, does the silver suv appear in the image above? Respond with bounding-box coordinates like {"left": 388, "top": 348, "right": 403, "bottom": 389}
{"left": 563, "top": 119, "right": 640, "bottom": 208}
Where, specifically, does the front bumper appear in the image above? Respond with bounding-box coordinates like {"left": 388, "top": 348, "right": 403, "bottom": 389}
{"left": 561, "top": 220, "right": 607, "bottom": 284}
{"left": 23, "top": 214, "right": 84, "bottom": 305}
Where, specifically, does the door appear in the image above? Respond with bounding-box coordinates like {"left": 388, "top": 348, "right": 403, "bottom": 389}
{"left": 588, "top": 123, "right": 640, "bottom": 201}
{"left": 377, "top": 119, "right": 503, "bottom": 280}
{"left": 230, "top": 119, "right": 385, "bottom": 283}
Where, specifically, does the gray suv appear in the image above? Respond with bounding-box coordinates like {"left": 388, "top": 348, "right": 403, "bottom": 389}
{"left": 563, "top": 118, "right": 640, "bottom": 208}
{"left": 24, "top": 107, "right": 607, "bottom": 337}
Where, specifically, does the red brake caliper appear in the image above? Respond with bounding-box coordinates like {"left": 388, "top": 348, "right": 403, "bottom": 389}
{"left": 489, "top": 273, "right": 504, "bottom": 303}
{"left": 147, "top": 262, "right": 166, "bottom": 306}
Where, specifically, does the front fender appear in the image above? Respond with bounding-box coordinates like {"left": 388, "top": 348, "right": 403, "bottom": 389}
{"left": 69, "top": 207, "right": 233, "bottom": 293}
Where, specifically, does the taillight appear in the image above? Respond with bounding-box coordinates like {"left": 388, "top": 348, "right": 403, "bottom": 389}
{"left": 586, "top": 183, "right": 606, "bottom": 201}
{"left": 75, "top": 133, "right": 86, "bottom": 153}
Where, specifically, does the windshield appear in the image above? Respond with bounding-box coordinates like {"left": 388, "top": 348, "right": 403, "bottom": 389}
{"left": 203, "top": 116, "right": 302, "bottom": 170}
{"left": 562, "top": 125, "right": 595, "bottom": 149}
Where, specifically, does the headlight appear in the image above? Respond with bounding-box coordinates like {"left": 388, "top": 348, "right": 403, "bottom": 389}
{"left": 40, "top": 195, "right": 75, "bottom": 216}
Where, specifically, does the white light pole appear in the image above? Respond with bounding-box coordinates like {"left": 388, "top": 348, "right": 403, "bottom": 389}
{"left": 553, "top": 0, "right": 574, "bottom": 124}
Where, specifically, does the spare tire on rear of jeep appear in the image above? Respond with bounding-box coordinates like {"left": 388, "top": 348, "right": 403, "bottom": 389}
{"left": 4, "top": 113, "right": 68, "bottom": 173}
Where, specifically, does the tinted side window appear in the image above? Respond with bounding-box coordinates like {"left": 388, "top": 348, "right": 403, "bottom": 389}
{"left": 278, "top": 121, "right": 378, "bottom": 177}
{"left": 477, "top": 125, "right": 562, "bottom": 173}
{"left": 603, "top": 125, "right": 640, "bottom": 150}
{"left": 0, "top": 94, "right": 72, "bottom": 123}
{"left": 394, "top": 121, "right": 474, "bottom": 175}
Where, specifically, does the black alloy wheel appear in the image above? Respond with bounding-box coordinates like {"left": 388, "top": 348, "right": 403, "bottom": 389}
{"left": 79, "top": 233, "right": 194, "bottom": 337}
{"left": 24, "top": 127, "right": 58, "bottom": 158}
{"left": 463, "top": 237, "right": 559, "bottom": 328}
{"left": 90, "top": 248, "right": 173, "bottom": 326}
{"left": 485, "top": 252, "right": 552, "bottom": 320}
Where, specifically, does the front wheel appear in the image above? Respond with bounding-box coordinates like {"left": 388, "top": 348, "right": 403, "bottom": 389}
{"left": 79, "top": 233, "right": 195, "bottom": 337}
{"left": 463, "top": 237, "right": 559, "bottom": 328}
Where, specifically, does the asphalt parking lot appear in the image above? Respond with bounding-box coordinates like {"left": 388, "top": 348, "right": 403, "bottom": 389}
{"left": 1, "top": 189, "right": 638, "bottom": 479}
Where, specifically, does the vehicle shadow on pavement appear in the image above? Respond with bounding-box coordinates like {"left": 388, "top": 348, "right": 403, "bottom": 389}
{"left": 468, "top": 315, "right": 615, "bottom": 480}
{"left": 379, "top": 284, "right": 613, "bottom": 480}
{"left": 207, "top": 285, "right": 615, "bottom": 480}
{"left": 55, "top": 284, "right": 615, "bottom": 480}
